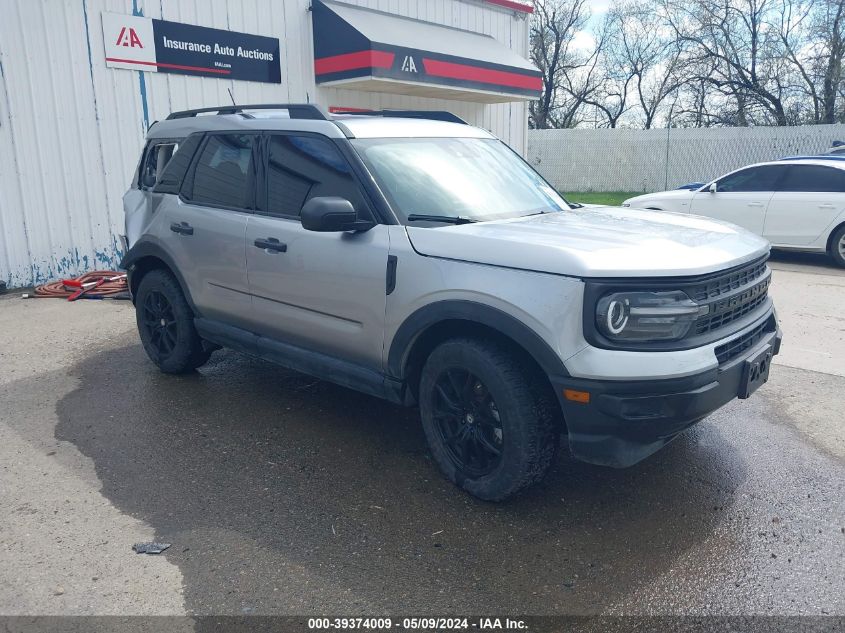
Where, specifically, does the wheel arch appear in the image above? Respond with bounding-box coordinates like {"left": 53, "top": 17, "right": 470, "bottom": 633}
{"left": 825, "top": 219, "right": 845, "bottom": 252}
{"left": 121, "top": 239, "right": 198, "bottom": 313}
{"left": 388, "top": 301, "right": 569, "bottom": 404}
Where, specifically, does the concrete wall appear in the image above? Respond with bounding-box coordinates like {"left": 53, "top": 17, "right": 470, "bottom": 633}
{"left": 0, "top": 0, "right": 531, "bottom": 287}
{"left": 527, "top": 124, "right": 845, "bottom": 193}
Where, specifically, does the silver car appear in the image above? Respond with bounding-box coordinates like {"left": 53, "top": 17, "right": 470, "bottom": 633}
{"left": 122, "top": 104, "right": 781, "bottom": 501}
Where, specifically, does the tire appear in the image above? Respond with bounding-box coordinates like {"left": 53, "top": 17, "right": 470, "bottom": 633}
{"left": 418, "top": 338, "right": 559, "bottom": 501}
{"left": 135, "top": 269, "right": 212, "bottom": 373}
{"left": 830, "top": 224, "right": 845, "bottom": 268}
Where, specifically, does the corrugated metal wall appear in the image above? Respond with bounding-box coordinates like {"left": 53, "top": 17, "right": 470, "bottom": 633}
{"left": 527, "top": 124, "right": 845, "bottom": 194}
{"left": 0, "top": 0, "right": 530, "bottom": 288}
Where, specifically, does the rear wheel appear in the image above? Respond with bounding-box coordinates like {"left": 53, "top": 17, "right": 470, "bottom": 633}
{"left": 830, "top": 225, "right": 845, "bottom": 268}
{"left": 135, "top": 269, "right": 211, "bottom": 373}
{"left": 419, "top": 338, "right": 558, "bottom": 501}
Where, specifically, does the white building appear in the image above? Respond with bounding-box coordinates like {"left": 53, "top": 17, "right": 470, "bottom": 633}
{"left": 0, "top": 0, "right": 537, "bottom": 288}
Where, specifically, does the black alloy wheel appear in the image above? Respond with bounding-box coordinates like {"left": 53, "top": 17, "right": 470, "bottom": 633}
{"left": 431, "top": 368, "right": 504, "bottom": 477}
{"left": 419, "top": 337, "right": 559, "bottom": 501}
{"left": 134, "top": 268, "right": 212, "bottom": 373}
{"left": 142, "top": 290, "right": 178, "bottom": 357}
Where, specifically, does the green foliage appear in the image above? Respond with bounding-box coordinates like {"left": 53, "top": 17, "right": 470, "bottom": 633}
{"left": 561, "top": 192, "right": 640, "bottom": 206}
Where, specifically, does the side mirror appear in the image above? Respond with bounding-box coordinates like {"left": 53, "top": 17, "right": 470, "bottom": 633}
{"left": 300, "top": 197, "right": 374, "bottom": 232}
{"left": 708, "top": 182, "right": 717, "bottom": 193}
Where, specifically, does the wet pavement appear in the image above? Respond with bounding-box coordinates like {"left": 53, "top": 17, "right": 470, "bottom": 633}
{"left": 1, "top": 252, "right": 843, "bottom": 616}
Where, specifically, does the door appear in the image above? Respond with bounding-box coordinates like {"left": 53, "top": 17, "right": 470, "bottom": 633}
{"left": 163, "top": 132, "right": 257, "bottom": 328}
{"left": 689, "top": 164, "right": 787, "bottom": 234}
{"left": 245, "top": 133, "right": 389, "bottom": 370}
{"left": 764, "top": 164, "right": 845, "bottom": 246}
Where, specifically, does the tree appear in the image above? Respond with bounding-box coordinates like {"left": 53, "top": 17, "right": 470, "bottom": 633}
{"left": 529, "top": 0, "right": 845, "bottom": 128}
{"left": 529, "top": 0, "right": 603, "bottom": 128}
{"left": 663, "top": 0, "right": 792, "bottom": 126}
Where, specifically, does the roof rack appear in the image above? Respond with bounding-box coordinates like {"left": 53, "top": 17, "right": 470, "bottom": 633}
{"left": 166, "top": 103, "right": 330, "bottom": 120}
{"left": 779, "top": 155, "right": 845, "bottom": 162}
{"left": 331, "top": 109, "right": 468, "bottom": 124}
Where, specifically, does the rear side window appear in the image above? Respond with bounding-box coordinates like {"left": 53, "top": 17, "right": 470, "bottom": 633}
{"left": 778, "top": 165, "right": 845, "bottom": 193}
{"left": 153, "top": 133, "right": 203, "bottom": 195}
{"left": 188, "top": 134, "right": 257, "bottom": 209}
{"left": 716, "top": 165, "right": 785, "bottom": 192}
{"left": 265, "top": 135, "right": 368, "bottom": 218}
{"left": 140, "top": 142, "right": 178, "bottom": 189}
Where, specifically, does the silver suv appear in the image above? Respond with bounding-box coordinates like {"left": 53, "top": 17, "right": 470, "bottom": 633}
{"left": 122, "top": 104, "right": 782, "bottom": 501}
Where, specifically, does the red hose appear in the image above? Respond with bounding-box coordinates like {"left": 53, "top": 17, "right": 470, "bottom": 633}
{"left": 31, "top": 270, "right": 128, "bottom": 299}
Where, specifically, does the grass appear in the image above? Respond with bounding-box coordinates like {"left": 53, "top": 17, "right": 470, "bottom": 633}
{"left": 561, "top": 191, "right": 640, "bottom": 206}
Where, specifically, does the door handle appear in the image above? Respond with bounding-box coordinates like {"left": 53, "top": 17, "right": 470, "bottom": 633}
{"left": 170, "top": 221, "right": 194, "bottom": 235}
{"left": 747, "top": 202, "right": 764, "bottom": 207}
{"left": 819, "top": 204, "right": 836, "bottom": 209}
{"left": 254, "top": 237, "right": 287, "bottom": 253}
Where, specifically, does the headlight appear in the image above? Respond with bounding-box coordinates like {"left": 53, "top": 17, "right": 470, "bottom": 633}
{"left": 596, "top": 290, "right": 707, "bottom": 341}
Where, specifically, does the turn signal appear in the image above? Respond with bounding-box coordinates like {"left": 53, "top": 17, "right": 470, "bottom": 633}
{"left": 564, "top": 389, "right": 590, "bottom": 404}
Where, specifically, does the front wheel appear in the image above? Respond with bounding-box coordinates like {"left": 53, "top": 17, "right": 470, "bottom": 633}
{"left": 135, "top": 269, "right": 212, "bottom": 373}
{"left": 418, "top": 338, "right": 559, "bottom": 501}
{"left": 830, "top": 225, "right": 845, "bottom": 268}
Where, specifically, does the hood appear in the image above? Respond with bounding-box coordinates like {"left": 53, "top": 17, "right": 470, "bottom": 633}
{"left": 624, "top": 189, "right": 696, "bottom": 206}
{"left": 406, "top": 207, "right": 769, "bottom": 278}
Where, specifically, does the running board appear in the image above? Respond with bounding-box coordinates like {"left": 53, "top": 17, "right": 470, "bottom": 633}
{"left": 194, "top": 318, "right": 407, "bottom": 405}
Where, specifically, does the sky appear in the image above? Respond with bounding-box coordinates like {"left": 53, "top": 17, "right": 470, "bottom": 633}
{"left": 572, "top": 0, "right": 613, "bottom": 50}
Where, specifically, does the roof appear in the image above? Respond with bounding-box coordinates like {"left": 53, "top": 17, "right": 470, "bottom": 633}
{"left": 773, "top": 156, "right": 845, "bottom": 168}
{"left": 147, "top": 110, "right": 494, "bottom": 140}
{"left": 336, "top": 115, "right": 493, "bottom": 139}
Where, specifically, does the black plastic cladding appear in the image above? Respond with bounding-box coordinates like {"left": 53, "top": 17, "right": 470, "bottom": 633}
{"left": 714, "top": 314, "right": 777, "bottom": 365}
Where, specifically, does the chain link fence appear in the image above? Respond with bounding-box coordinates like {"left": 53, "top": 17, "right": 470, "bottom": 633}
{"left": 527, "top": 124, "right": 845, "bottom": 193}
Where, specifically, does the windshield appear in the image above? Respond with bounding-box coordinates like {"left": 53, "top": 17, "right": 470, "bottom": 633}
{"left": 351, "top": 137, "right": 569, "bottom": 223}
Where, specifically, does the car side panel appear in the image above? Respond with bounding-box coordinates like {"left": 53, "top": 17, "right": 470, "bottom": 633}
{"left": 764, "top": 192, "right": 845, "bottom": 246}
{"left": 245, "top": 217, "right": 390, "bottom": 370}
{"left": 152, "top": 195, "right": 252, "bottom": 329}
{"left": 689, "top": 191, "right": 773, "bottom": 234}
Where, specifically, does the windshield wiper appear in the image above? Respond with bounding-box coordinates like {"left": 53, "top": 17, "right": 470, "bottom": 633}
{"left": 406, "top": 214, "right": 477, "bottom": 225}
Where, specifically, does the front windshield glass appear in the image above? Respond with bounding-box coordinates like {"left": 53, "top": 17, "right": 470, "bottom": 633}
{"left": 351, "top": 137, "right": 569, "bottom": 223}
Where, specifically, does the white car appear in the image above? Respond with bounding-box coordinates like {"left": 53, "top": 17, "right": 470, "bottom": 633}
{"left": 623, "top": 157, "right": 845, "bottom": 267}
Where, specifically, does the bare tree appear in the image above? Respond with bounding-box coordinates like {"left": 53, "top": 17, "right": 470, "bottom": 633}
{"left": 662, "top": 0, "right": 792, "bottom": 126}
{"left": 584, "top": 10, "right": 635, "bottom": 127}
{"left": 530, "top": 0, "right": 845, "bottom": 128}
{"left": 622, "top": 2, "right": 685, "bottom": 128}
{"left": 529, "top": 0, "right": 603, "bottom": 128}
{"left": 811, "top": 0, "right": 845, "bottom": 123}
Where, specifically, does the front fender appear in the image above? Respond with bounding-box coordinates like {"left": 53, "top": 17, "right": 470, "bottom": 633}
{"left": 386, "top": 300, "right": 571, "bottom": 381}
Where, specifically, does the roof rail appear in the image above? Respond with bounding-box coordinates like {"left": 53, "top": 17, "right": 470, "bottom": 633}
{"left": 331, "top": 109, "right": 468, "bottom": 124}
{"left": 166, "top": 103, "right": 330, "bottom": 120}
{"left": 779, "top": 155, "right": 845, "bottom": 162}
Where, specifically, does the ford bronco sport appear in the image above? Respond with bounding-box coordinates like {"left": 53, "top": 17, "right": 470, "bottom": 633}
{"left": 122, "top": 104, "right": 782, "bottom": 501}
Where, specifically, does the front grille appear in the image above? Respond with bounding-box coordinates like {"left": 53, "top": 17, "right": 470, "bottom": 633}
{"left": 695, "top": 276, "right": 770, "bottom": 334}
{"left": 690, "top": 258, "right": 768, "bottom": 302}
{"left": 714, "top": 317, "right": 772, "bottom": 365}
{"left": 691, "top": 257, "right": 771, "bottom": 335}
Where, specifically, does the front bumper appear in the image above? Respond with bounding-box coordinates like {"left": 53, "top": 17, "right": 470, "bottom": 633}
{"left": 554, "top": 314, "right": 782, "bottom": 468}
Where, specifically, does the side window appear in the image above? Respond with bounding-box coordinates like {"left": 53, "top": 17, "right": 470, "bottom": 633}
{"left": 154, "top": 133, "right": 203, "bottom": 195}
{"left": 716, "top": 165, "right": 784, "bottom": 192}
{"left": 778, "top": 165, "right": 845, "bottom": 193}
{"left": 188, "top": 134, "right": 256, "bottom": 209}
{"left": 140, "top": 141, "right": 179, "bottom": 189}
{"left": 265, "top": 135, "right": 369, "bottom": 218}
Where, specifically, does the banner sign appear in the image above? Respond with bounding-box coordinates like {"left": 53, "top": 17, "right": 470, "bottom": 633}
{"left": 102, "top": 12, "right": 281, "bottom": 84}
